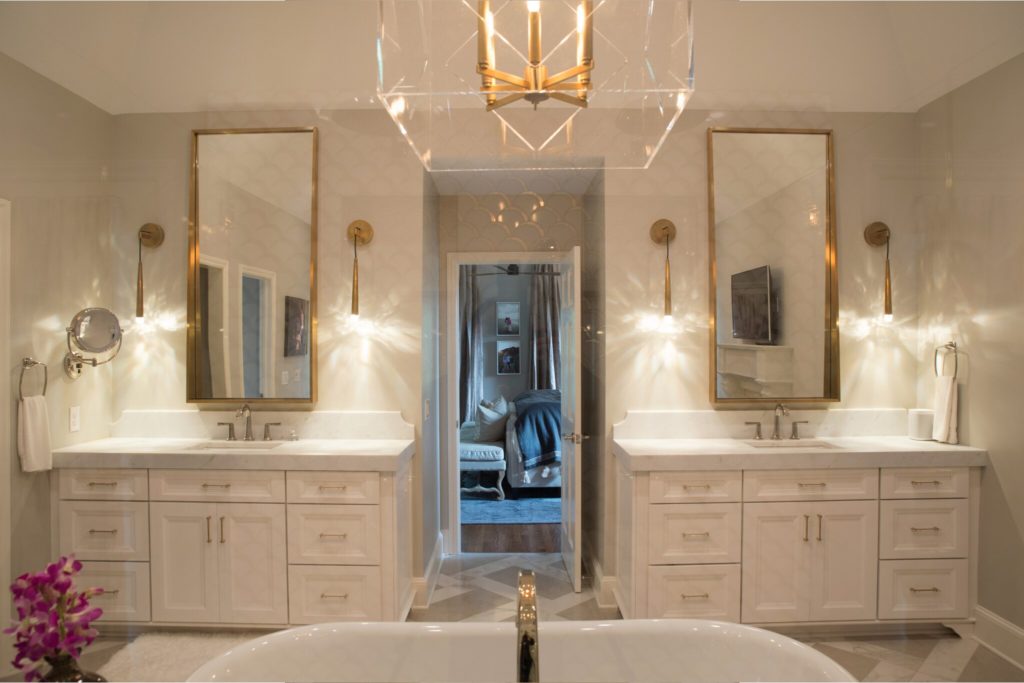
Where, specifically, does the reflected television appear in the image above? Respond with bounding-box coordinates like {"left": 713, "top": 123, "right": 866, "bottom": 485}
{"left": 731, "top": 265, "right": 778, "bottom": 344}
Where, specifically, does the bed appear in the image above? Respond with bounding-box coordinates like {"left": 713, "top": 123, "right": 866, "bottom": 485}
{"left": 504, "top": 390, "right": 561, "bottom": 489}
{"left": 458, "top": 389, "right": 561, "bottom": 496}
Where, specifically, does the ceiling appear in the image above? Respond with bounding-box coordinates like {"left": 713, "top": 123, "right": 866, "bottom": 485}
{"left": 1, "top": 0, "right": 1024, "bottom": 116}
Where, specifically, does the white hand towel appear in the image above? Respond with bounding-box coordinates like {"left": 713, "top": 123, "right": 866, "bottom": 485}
{"left": 932, "top": 376, "right": 959, "bottom": 444}
{"left": 17, "top": 395, "right": 53, "bottom": 472}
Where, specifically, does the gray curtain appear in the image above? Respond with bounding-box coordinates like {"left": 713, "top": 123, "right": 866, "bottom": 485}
{"left": 528, "top": 265, "right": 561, "bottom": 390}
{"left": 459, "top": 265, "right": 484, "bottom": 424}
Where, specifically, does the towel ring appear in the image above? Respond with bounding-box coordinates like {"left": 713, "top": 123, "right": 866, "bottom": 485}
{"left": 934, "top": 341, "right": 959, "bottom": 379}
{"left": 19, "top": 358, "right": 48, "bottom": 400}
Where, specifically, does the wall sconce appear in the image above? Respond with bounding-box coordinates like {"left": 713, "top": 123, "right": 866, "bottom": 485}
{"left": 650, "top": 219, "right": 677, "bottom": 318}
{"left": 136, "top": 223, "right": 165, "bottom": 321}
{"left": 346, "top": 220, "right": 374, "bottom": 319}
{"left": 864, "top": 221, "right": 892, "bottom": 322}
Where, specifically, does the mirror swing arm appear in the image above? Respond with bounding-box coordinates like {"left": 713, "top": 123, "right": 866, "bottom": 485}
{"left": 706, "top": 127, "right": 840, "bottom": 407}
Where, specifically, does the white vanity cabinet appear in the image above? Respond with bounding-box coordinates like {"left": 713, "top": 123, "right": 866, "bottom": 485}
{"left": 54, "top": 457, "right": 413, "bottom": 628}
{"left": 614, "top": 449, "right": 983, "bottom": 631}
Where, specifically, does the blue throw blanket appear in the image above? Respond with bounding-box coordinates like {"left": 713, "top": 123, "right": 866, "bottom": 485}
{"left": 513, "top": 390, "right": 561, "bottom": 469}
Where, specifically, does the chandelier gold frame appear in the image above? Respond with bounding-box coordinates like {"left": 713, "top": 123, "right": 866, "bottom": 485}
{"left": 477, "top": 0, "right": 594, "bottom": 111}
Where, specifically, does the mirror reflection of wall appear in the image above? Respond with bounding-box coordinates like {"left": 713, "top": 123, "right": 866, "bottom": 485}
{"left": 190, "top": 129, "right": 316, "bottom": 404}
{"left": 709, "top": 129, "right": 837, "bottom": 403}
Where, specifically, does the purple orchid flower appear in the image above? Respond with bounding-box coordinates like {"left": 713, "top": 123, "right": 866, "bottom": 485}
{"left": 5, "top": 556, "right": 104, "bottom": 682}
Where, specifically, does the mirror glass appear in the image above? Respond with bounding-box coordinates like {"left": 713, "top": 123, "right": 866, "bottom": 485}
{"left": 708, "top": 128, "right": 838, "bottom": 404}
{"left": 188, "top": 128, "right": 318, "bottom": 404}
{"left": 70, "top": 308, "right": 122, "bottom": 353}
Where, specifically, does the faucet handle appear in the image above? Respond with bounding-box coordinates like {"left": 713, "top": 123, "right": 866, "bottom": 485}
{"left": 263, "top": 422, "right": 282, "bottom": 441}
{"left": 217, "top": 422, "right": 236, "bottom": 441}
{"left": 744, "top": 421, "right": 763, "bottom": 440}
{"left": 790, "top": 420, "right": 810, "bottom": 440}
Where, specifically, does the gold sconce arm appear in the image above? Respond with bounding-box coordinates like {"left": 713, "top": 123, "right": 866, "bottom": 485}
{"left": 136, "top": 223, "right": 165, "bottom": 320}
{"left": 864, "top": 221, "right": 893, "bottom": 320}
{"left": 347, "top": 220, "right": 374, "bottom": 317}
{"left": 650, "top": 219, "right": 677, "bottom": 317}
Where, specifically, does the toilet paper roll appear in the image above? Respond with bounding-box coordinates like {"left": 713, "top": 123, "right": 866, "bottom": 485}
{"left": 909, "top": 409, "right": 935, "bottom": 441}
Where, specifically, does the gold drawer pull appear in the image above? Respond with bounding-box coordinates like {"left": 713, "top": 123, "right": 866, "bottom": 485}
{"left": 319, "top": 485, "right": 349, "bottom": 492}
{"left": 206, "top": 516, "right": 212, "bottom": 544}
{"left": 202, "top": 483, "right": 232, "bottom": 489}
{"left": 681, "top": 531, "right": 710, "bottom": 539}
{"left": 97, "top": 589, "right": 121, "bottom": 597}
{"left": 909, "top": 586, "right": 940, "bottom": 593}
{"left": 911, "top": 526, "right": 941, "bottom": 533}
{"left": 88, "top": 529, "right": 118, "bottom": 535}
{"left": 798, "top": 482, "right": 826, "bottom": 488}
{"left": 682, "top": 484, "right": 711, "bottom": 491}
{"left": 680, "top": 592, "right": 710, "bottom": 600}
{"left": 319, "top": 533, "right": 348, "bottom": 540}
{"left": 320, "top": 593, "right": 349, "bottom": 600}
{"left": 87, "top": 482, "right": 118, "bottom": 488}
{"left": 911, "top": 480, "right": 941, "bottom": 486}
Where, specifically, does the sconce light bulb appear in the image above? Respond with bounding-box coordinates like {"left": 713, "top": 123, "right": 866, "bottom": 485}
{"left": 882, "top": 313, "right": 894, "bottom": 324}
{"left": 527, "top": 0, "right": 540, "bottom": 12}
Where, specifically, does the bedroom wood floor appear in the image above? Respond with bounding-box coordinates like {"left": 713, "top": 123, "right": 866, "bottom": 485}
{"left": 462, "top": 523, "right": 560, "bottom": 552}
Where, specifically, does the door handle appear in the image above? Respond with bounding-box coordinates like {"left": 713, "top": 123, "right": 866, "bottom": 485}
{"left": 816, "top": 514, "right": 823, "bottom": 541}
{"left": 219, "top": 516, "right": 226, "bottom": 544}
{"left": 206, "top": 516, "right": 212, "bottom": 544}
{"left": 803, "top": 515, "right": 809, "bottom": 542}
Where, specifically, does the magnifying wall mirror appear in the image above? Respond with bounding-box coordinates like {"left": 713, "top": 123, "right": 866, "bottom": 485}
{"left": 187, "top": 127, "right": 318, "bottom": 406}
{"left": 707, "top": 128, "right": 839, "bottom": 406}
{"left": 64, "top": 307, "right": 123, "bottom": 379}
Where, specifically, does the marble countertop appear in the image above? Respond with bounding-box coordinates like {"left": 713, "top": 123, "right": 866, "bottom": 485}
{"left": 612, "top": 436, "right": 988, "bottom": 472}
{"left": 51, "top": 437, "right": 415, "bottom": 472}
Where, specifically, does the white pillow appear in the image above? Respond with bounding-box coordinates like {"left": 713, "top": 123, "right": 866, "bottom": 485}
{"left": 475, "top": 396, "right": 509, "bottom": 442}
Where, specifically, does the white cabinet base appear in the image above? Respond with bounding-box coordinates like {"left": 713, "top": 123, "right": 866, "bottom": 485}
{"left": 879, "top": 559, "right": 968, "bottom": 620}
{"left": 288, "top": 565, "right": 382, "bottom": 623}
{"left": 647, "top": 564, "right": 740, "bottom": 621}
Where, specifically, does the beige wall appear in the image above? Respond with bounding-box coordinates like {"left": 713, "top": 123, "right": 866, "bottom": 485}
{"left": 596, "top": 109, "right": 921, "bottom": 572}
{"left": 106, "top": 109, "right": 435, "bottom": 572}
{"left": 0, "top": 52, "right": 115, "bottom": 577}
{"left": 915, "top": 53, "right": 1024, "bottom": 628}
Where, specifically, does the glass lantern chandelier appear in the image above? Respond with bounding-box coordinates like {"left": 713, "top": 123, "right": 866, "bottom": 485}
{"left": 377, "top": 0, "right": 695, "bottom": 172}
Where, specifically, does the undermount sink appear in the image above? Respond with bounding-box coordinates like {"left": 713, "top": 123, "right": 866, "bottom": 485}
{"left": 192, "top": 440, "right": 283, "bottom": 450}
{"left": 746, "top": 440, "right": 836, "bottom": 449}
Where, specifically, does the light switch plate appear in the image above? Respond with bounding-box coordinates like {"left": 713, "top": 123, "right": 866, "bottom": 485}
{"left": 281, "top": 370, "right": 290, "bottom": 385}
{"left": 69, "top": 406, "right": 81, "bottom": 433}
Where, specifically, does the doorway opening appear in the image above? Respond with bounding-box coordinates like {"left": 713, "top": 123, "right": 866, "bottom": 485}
{"left": 445, "top": 250, "right": 582, "bottom": 590}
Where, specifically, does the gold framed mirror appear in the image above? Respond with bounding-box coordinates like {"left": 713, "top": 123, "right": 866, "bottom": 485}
{"left": 187, "top": 127, "right": 318, "bottom": 407}
{"left": 707, "top": 127, "right": 839, "bottom": 406}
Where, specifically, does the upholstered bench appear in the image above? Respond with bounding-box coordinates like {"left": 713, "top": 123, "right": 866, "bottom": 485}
{"left": 459, "top": 437, "right": 506, "bottom": 501}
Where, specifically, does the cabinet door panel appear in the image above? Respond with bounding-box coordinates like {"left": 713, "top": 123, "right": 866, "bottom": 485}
{"left": 742, "top": 502, "right": 813, "bottom": 623}
{"left": 809, "top": 500, "right": 878, "bottom": 621}
{"left": 218, "top": 504, "right": 288, "bottom": 624}
{"left": 150, "top": 502, "right": 219, "bottom": 623}
{"left": 648, "top": 503, "right": 741, "bottom": 564}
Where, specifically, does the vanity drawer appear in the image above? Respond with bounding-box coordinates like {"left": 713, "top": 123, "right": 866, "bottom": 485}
{"left": 59, "top": 469, "right": 148, "bottom": 501}
{"left": 649, "top": 471, "right": 741, "bottom": 503}
{"left": 59, "top": 501, "right": 149, "bottom": 561}
{"left": 878, "top": 559, "right": 968, "bottom": 620}
{"left": 647, "top": 564, "right": 740, "bottom": 621}
{"left": 288, "top": 565, "right": 382, "bottom": 623}
{"left": 77, "top": 561, "right": 151, "bottom": 622}
{"left": 743, "top": 469, "right": 878, "bottom": 502}
{"left": 287, "top": 472, "right": 379, "bottom": 505}
{"left": 648, "top": 503, "right": 741, "bottom": 564}
{"left": 149, "top": 470, "right": 285, "bottom": 503}
{"left": 287, "top": 505, "right": 381, "bottom": 565}
{"left": 880, "top": 499, "right": 968, "bottom": 559}
{"left": 880, "top": 468, "right": 968, "bottom": 499}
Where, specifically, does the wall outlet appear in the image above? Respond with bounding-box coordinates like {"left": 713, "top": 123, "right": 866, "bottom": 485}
{"left": 281, "top": 370, "right": 290, "bottom": 386}
{"left": 293, "top": 368, "right": 302, "bottom": 382}
{"left": 69, "top": 406, "right": 81, "bottom": 433}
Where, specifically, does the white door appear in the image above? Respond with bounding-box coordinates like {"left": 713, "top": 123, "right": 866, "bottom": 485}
{"left": 150, "top": 502, "right": 219, "bottom": 623}
{"left": 808, "top": 500, "right": 878, "bottom": 621}
{"left": 218, "top": 503, "right": 288, "bottom": 624}
{"left": 558, "top": 247, "right": 583, "bottom": 591}
{"left": 742, "top": 502, "right": 814, "bottom": 623}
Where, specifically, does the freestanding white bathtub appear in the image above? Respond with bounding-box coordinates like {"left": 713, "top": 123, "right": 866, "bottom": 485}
{"left": 187, "top": 619, "right": 855, "bottom": 682}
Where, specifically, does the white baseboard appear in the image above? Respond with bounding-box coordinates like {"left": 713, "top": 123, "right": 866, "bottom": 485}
{"left": 411, "top": 532, "right": 444, "bottom": 610}
{"left": 975, "top": 605, "right": 1024, "bottom": 669}
{"left": 588, "top": 555, "right": 618, "bottom": 610}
